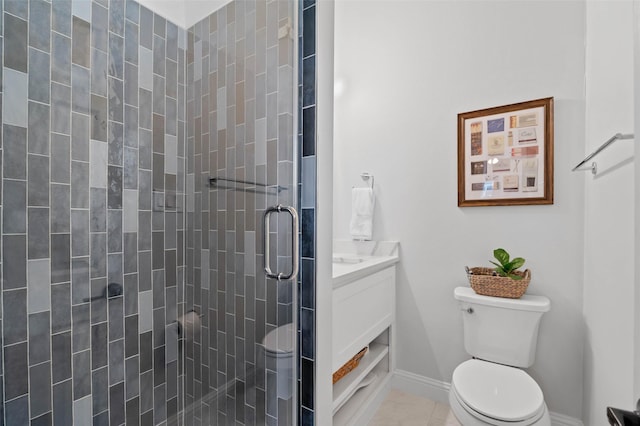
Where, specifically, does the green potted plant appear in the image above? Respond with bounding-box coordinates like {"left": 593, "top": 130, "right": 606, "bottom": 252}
{"left": 490, "top": 248, "right": 526, "bottom": 280}
{"left": 466, "top": 248, "right": 531, "bottom": 298}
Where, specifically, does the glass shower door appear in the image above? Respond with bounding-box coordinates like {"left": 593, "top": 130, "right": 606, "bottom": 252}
{"left": 183, "top": 0, "right": 298, "bottom": 424}
{"left": 0, "top": 0, "right": 299, "bottom": 424}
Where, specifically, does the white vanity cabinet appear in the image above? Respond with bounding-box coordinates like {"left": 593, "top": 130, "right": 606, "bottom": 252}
{"left": 332, "top": 265, "right": 396, "bottom": 426}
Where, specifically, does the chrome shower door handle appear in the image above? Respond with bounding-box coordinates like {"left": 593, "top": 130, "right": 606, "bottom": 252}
{"left": 263, "top": 205, "right": 299, "bottom": 281}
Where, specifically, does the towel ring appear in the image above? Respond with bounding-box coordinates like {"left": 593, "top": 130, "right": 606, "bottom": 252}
{"left": 360, "top": 172, "right": 374, "bottom": 189}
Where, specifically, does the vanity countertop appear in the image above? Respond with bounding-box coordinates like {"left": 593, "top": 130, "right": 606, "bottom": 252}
{"left": 332, "top": 240, "right": 400, "bottom": 288}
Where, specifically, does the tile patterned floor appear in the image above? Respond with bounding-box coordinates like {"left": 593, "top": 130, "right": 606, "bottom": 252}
{"left": 369, "top": 389, "right": 462, "bottom": 426}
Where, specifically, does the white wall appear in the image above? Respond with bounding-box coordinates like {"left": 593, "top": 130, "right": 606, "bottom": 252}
{"left": 137, "top": 0, "right": 231, "bottom": 28}
{"left": 316, "top": 1, "right": 336, "bottom": 423}
{"left": 582, "top": 1, "right": 636, "bottom": 424}
{"left": 333, "top": 0, "right": 587, "bottom": 419}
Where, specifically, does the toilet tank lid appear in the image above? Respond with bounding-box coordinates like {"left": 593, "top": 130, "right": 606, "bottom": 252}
{"left": 455, "top": 287, "right": 550, "bottom": 312}
{"left": 263, "top": 323, "right": 296, "bottom": 353}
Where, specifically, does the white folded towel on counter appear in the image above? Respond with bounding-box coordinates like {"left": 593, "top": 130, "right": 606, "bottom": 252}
{"left": 349, "top": 187, "right": 375, "bottom": 240}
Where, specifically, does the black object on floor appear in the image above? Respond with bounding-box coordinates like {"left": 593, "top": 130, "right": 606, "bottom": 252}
{"left": 607, "top": 407, "right": 640, "bottom": 426}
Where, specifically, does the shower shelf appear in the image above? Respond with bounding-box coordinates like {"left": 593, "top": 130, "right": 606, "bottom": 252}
{"left": 208, "top": 176, "right": 287, "bottom": 194}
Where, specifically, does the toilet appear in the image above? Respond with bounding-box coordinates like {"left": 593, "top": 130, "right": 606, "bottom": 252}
{"left": 450, "top": 287, "right": 551, "bottom": 426}
{"left": 261, "top": 323, "right": 295, "bottom": 412}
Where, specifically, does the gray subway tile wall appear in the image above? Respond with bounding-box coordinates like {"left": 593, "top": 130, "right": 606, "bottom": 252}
{"left": 1, "top": 0, "right": 187, "bottom": 425}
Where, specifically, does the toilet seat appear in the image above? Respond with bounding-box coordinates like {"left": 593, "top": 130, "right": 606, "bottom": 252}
{"left": 451, "top": 384, "right": 546, "bottom": 426}
{"left": 451, "top": 359, "right": 545, "bottom": 424}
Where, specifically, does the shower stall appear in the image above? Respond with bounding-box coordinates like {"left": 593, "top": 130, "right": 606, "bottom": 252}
{"left": 0, "top": 0, "right": 317, "bottom": 424}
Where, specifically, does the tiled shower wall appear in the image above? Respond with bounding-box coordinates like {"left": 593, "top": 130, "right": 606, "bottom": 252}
{"left": 184, "top": 0, "right": 297, "bottom": 424}
{"left": 0, "top": 0, "right": 187, "bottom": 424}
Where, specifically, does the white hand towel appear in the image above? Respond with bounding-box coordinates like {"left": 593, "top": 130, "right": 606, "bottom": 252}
{"left": 349, "top": 187, "right": 375, "bottom": 240}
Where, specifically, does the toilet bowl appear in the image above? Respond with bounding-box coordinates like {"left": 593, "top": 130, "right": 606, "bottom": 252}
{"left": 449, "top": 359, "right": 550, "bottom": 426}
{"left": 261, "top": 323, "right": 295, "bottom": 413}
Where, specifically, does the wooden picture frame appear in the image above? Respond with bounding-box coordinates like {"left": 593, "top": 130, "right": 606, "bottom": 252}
{"left": 457, "top": 97, "right": 554, "bottom": 207}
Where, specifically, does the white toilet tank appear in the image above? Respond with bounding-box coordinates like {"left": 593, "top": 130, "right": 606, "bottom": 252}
{"left": 454, "top": 287, "right": 550, "bottom": 368}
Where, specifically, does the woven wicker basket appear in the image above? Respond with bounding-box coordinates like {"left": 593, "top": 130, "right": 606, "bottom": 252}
{"left": 466, "top": 266, "right": 531, "bottom": 299}
{"left": 332, "top": 347, "right": 368, "bottom": 384}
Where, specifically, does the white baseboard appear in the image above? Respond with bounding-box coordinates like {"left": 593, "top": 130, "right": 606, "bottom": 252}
{"left": 392, "top": 369, "right": 451, "bottom": 404}
{"left": 392, "top": 369, "right": 584, "bottom": 426}
{"left": 548, "top": 411, "right": 585, "bottom": 426}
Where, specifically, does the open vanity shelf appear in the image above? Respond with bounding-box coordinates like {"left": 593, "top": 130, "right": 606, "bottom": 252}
{"left": 333, "top": 342, "right": 389, "bottom": 412}
{"left": 333, "top": 334, "right": 391, "bottom": 425}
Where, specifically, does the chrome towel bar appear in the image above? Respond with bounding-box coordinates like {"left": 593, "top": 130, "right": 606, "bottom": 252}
{"left": 572, "top": 133, "right": 634, "bottom": 175}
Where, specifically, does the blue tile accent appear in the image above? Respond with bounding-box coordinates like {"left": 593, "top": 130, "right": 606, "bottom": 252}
{"left": 301, "top": 209, "right": 315, "bottom": 258}
{"left": 302, "top": 106, "right": 316, "bottom": 157}
{"left": 301, "top": 406, "right": 314, "bottom": 426}
{"left": 302, "top": 6, "right": 316, "bottom": 59}
{"left": 298, "top": 0, "right": 317, "bottom": 423}
{"left": 302, "top": 56, "right": 316, "bottom": 108}
{"left": 301, "top": 357, "right": 314, "bottom": 409}
{"left": 300, "top": 259, "right": 315, "bottom": 309}
{"left": 300, "top": 308, "right": 314, "bottom": 359}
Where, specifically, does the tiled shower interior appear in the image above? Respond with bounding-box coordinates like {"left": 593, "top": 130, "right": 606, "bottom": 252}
{"left": 0, "top": 0, "right": 311, "bottom": 425}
